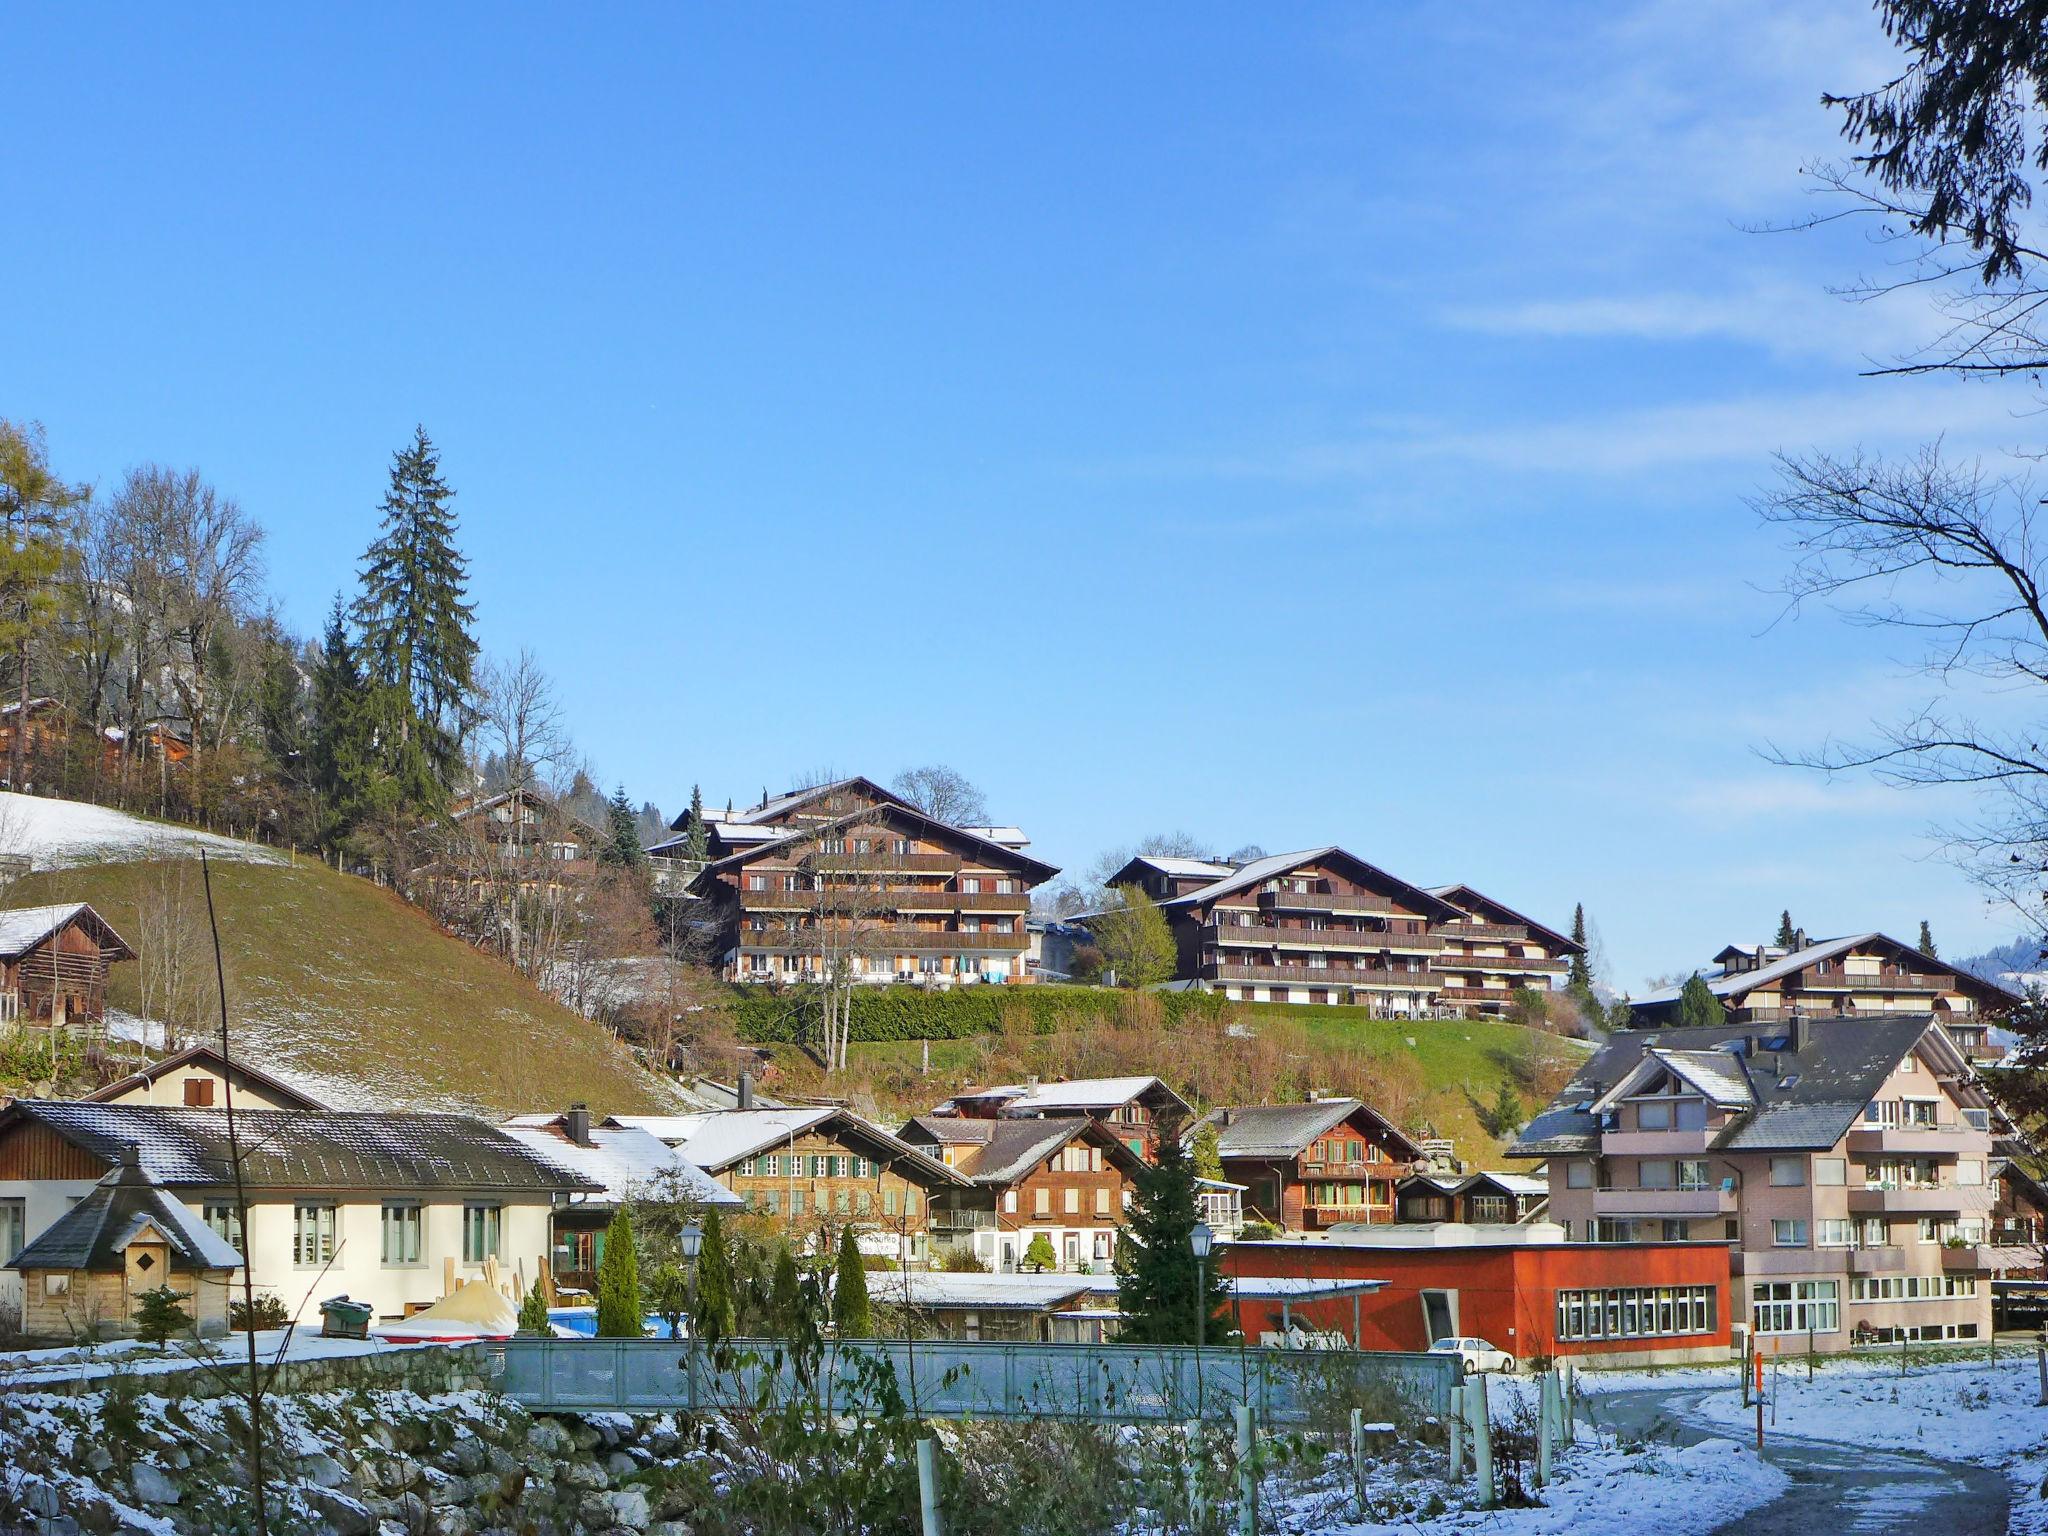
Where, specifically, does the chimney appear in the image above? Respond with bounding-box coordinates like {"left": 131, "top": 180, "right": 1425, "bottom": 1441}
{"left": 565, "top": 1104, "right": 592, "bottom": 1147}
{"left": 1222, "top": 1108, "right": 1236, "bottom": 1127}
{"left": 1025, "top": 1074, "right": 1040, "bottom": 1094}
{"left": 119, "top": 1141, "right": 142, "bottom": 1169}
{"left": 1788, "top": 1014, "right": 1810, "bottom": 1056}
{"left": 737, "top": 1072, "right": 754, "bottom": 1111}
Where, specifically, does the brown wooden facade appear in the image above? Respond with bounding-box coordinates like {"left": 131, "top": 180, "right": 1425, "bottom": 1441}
{"left": 0, "top": 904, "right": 137, "bottom": 1027}
{"left": 685, "top": 779, "right": 1056, "bottom": 988}
{"left": 1201, "top": 1099, "right": 1421, "bottom": 1233}
{"left": 1426, "top": 883, "right": 1584, "bottom": 1016}
{"left": 906, "top": 1116, "right": 1149, "bottom": 1273}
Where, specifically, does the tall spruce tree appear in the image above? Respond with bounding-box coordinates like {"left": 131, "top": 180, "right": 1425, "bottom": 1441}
{"left": 1918, "top": 920, "right": 1937, "bottom": 957}
{"left": 695, "top": 1207, "right": 736, "bottom": 1343}
{"left": 0, "top": 421, "right": 86, "bottom": 790}
{"left": 1116, "top": 1121, "right": 1230, "bottom": 1345}
{"left": 1677, "top": 973, "right": 1726, "bottom": 1030}
{"left": 307, "top": 597, "right": 382, "bottom": 844}
{"left": 831, "top": 1227, "right": 872, "bottom": 1337}
{"left": 1775, "top": 911, "right": 1797, "bottom": 949}
{"left": 602, "top": 783, "right": 646, "bottom": 867}
{"left": 353, "top": 427, "right": 476, "bottom": 812}
{"left": 1567, "top": 903, "right": 1593, "bottom": 992}
{"left": 683, "top": 783, "right": 710, "bottom": 864}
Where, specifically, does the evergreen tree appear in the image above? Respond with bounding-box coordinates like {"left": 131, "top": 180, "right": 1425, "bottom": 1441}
{"left": 1775, "top": 910, "right": 1797, "bottom": 949}
{"left": 307, "top": 597, "right": 382, "bottom": 843}
{"left": 695, "top": 1208, "right": 736, "bottom": 1343}
{"left": 1191, "top": 1121, "right": 1225, "bottom": 1182}
{"left": 831, "top": 1227, "right": 872, "bottom": 1337}
{"left": 131, "top": 1283, "right": 194, "bottom": 1347}
{"left": 1677, "top": 973, "right": 1726, "bottom": 1030}
{"left": 601, "top": 783, "right": 646, "bottom": 867}
{"left": 353, "top": 427, "right": 476, "bottom": 811}
{"left": 517, "top": 1278, "right": 551, "bottom": 1335}
{"left": 1567, "top": 903, "right": 1594, "bottom": 994}
{"left": 1479, "top": 1080, "right": 1523, "bottom": 1138}
{"left": 0, "top": 421, "right": 85, "bottom": 790}
{"left": 1608, "top": 994, "right": 1637, "bottom": 1031}
{"left": 683, "top": 784, "right": 710, "bottom": 864}
{"left": 595, "top": 1207, "right": 643, "bottom": 1337}
{"left": 1020, "top": 1233, "right": 1057, "bottom": 1273}
{"left": 769, "top": 1245, "right": 802, "bottom": 1336}
{"left": 253, "top": 623, "right": 310, "bottom": 793}
{"left": 1117, "top": 1121, "right": 1230, "bottom": 1345}
{"left": 1918, "top": 920, "right": 1937, "bottom": 957}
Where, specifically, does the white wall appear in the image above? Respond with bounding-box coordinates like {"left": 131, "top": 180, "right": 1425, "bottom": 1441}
{"left": 0, "top": 1176, "right": 99, "bottom": 1322}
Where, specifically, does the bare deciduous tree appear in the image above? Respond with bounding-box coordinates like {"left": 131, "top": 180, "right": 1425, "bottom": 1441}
{"left": 475, "top": 649, "right": 569, "bottom": 794}
{"left": 891, "top": 764, "right": 989, "bottom": 828}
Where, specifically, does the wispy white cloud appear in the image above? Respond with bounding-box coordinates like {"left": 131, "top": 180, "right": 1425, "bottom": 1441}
{"left": 1675, "top": 775, "right": 1909, "bottom": 819}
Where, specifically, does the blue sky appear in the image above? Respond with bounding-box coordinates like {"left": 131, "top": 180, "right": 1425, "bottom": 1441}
{"left": 5, "top": 3, "right": 2035, "bottom": 990}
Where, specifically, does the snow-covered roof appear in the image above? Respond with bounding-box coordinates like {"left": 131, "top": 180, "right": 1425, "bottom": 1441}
{"left": 1424, "top": 884, "right": 1583, "bottom": 954}
{"left": 865, "top": 1272, "right": 1101, "bottom": 1312}
{"left": 959, "top": 826, "right": 1030, "bottom": 848}
{"left": 1161, "top": 848, "right": 1462, "bottom": 920}
{"left": 1, "top": 1101, "right": 603, "bottom": 1194}
{"left": 940, "top": 1074, "right": 1193, "bottom": 1118}
{"left": 1132, "top": 855, "right": 1238, "bottom": 878}
{"left": 497, "top": 1120, "right": 741, "bottom": 1209}
{"left": 0, "top": 902, "right": 133, "bottom": 962}
{"left": 6, "top": 1155, "right": 243, "bottom": 1274}
{"left": 1634, "top": 932, "right": 2018, "bottom": 1007}
{"left": 619, "top": 1107, "right": 966, "bottom": 1183}
{"left": 1198, "top": 1098, "right": 1423, "bottom": 1161}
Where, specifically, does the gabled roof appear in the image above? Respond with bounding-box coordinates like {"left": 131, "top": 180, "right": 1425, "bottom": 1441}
{"left": 899, "top": 1115, "right": 996, "bottom": 1146}
{"left": 688, "top": 801, "right": 1058, "bottom": 887}
{"left": 935, "top": 1074, "right": 1194, "bottom": 1121}
{"left": 1590, "top": 1048, "right": 1755, "bottom": 1115}
{"left": 725, "top": 777, "right": 901, "bottom": 828}
{"left": 0, "top": 902, "right": 135, "bottom": 962}
{"left": 1425, "top": 885, "right": 1583, "bottom": 955}
{"left": 1397, "top": 1169, "right": 1548, "bottom": 1199}
{"left": 6, "top": 1154, "right": 244, "bottom": 1274}
{"left": 618, "top": 1107, "right": 971, "bottom": 1186}
{"left": 1509, "top": 1014, "right": 1983, "bottom": 1159}
{"left": 1164, "top": 848, "right": 1463, "bottom": 921}
{"left": 497, "top": 1118, "right": 742, "bottom": 1209}
{"left": 84, "top": 1042, "right": 328, "bottom": 1111}
{"left": 1632, "top": 932, "right": 2022, "bottom": 1009}
{"left": 954, "top": 1117, "right": 1148, "bottom": 1187}
{"left": 1104, "top": 854, "right": 1239, "bottom": 886}
{"left": 0, "top": 1102, "right": 603, "bottom": 1194}
{"left": 1196, "top": 1098, "right": 1423, "bottom": 1161}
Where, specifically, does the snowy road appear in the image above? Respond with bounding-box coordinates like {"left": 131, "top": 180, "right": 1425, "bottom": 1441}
{"left": 1588, "top": 1385, "right": 2010, "bottom": 1535}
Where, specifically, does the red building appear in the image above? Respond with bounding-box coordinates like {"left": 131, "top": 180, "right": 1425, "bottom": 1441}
{"left": 1219, "top": 1230, "right": 1732, "bottom": 1366}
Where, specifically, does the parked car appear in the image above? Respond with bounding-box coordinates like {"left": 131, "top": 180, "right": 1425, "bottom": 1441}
{"left": 1429, "top": 1336, "right": 1515, "bottom": 1374}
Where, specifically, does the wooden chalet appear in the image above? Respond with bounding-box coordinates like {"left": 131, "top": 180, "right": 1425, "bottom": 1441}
{"left": 1103, "top": 847, "right": 1462, "bottom": 1013}
{"left": 1195, "top": 1098, "right": 1422, "bottom": 1232}
{"left": 926, "top": 1074, "right": 1194, "bottom": 1157}
{"left": 679, "top": 777, "right": 1056, "bottom": 988}
{"left": 1425, "top": 883, "right": 1584, "bottom": 1016}
{"left": 1625, "top": 932, "right": 2017, "bottom": 1058}
{"left": 1394, "top": 1168, "right": 1549, "bottom": 1224}
{"left": 0, "top": 903, "right": 136, "bottom": 1028}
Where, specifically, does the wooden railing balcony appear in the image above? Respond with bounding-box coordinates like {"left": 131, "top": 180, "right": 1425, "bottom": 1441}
{"left": 1792, "top": 973, "right": 1953, "bottom": 994}
{"left": 1436, "top": 921, "right": 1531, "bottom": 942}
{"left": 745, "top": 887, "right": 1031, "bottom": 915}
{"left": 741, "top": 926, "right": 1027, "bottom": 954}
{"left": 802, "top": 851, "right": 964, "bottom": 875}
{"left": 892, "top": 890, "right": 1033, "bottom": 913}
{"left": 1255, "top": 889, "right": 1397, "bottom": 915}
{"left": 1205, "top": 923, "right": 1442, "bottom": 953}
{"left": 1430, "top": 954, "right": 1567, "bottom": 975}
{"left": 1436, "top": 985, "right": 1517, "bottom": 1004}
{"left": 1202, "top": 962, "right": 1436, "bottom": 989}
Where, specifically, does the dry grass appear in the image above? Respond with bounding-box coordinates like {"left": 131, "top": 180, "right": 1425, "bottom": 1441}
{"left": 8, "top": 856, "right": 672, "bottom": 1116}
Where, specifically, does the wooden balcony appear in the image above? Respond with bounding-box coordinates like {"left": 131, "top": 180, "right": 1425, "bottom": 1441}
{"left": 1203, "top": 962, "right": 1436, "bottom": 990}
{"left": 741, "top": 926, "right": 1027, "bottom": 954}
{"left": 1430, "top": 954, "right": 1567, "bottom": 975}
{"left": 1205, "top": 923, "right": 1442, "bottom": 954}
{"left": 892, "top": 889, "right": 1032, "bottom": 913}
{"left": 802, "top": 851, "right": 963, "bottom": 875}
{"left": 1437, "top": 984, "right": 1516, "bottom": 1005}
{"left": 1790, "top": 974, "right": 1953, "bottom": 995}
{"left": 1256, "top": 890, "right": 1396, "bottom": 915}
{"left": 1436, "top": 921, "right": 1530, "bottom": 943}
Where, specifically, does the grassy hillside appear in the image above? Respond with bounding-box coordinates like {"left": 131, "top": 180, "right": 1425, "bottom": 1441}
{"left": 762, "top": 999, "right": 1590, "bottom": 1166}
{"left": 8, "top": 855, "right": 673, "bottom": 1116}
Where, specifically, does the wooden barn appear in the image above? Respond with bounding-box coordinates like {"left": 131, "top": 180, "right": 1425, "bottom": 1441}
{"left": 0, "top": 903, "right": 137, "bottom": 1028}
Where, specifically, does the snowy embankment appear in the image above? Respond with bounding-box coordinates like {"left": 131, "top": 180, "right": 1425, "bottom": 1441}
{"left": 0, "top": 790, "right": 281, "bottom": 871}
{"left": 1684, "top": 1353, "right": 2048, "bottom": 1534}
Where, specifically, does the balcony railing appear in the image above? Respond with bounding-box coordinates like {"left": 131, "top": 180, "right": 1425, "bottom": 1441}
{"left": 1940, "top": 1243, "right": 1995, "bottom": 1271}
{"left": 1301, "top": 1161, "right": 1398, "bottom": 1179}
{"left": 1205, "top": 923, "right": 1442, "bottom": 954}
{"left": 1789, "top": 974, "right": 1952, "bottom": 995}
{"left": 1845, "top": 1185, "right": 1989, "bottom": 1215}
{"left": 1591, "top": 1186, "right": 1736, "bottom": 1216}
{"left": 1601, "top": 1128, "right": 1714, "bottom": 1155}
{"left": 892, "top": 890, "right": 1033, "bottom": 913}
{"left": 1429, "top": 955, "right": 1568, "bottom": 975}
{"left": 1436, "top": 921, "right": 1530, "bottom": 943}
{"left": 1845, "top": 1124, "right": 1985, "bottom": 1155}
{"left": 931, "top": 1208, "right": 998, "bottom": 1231}
{"left": 1436, "top": 985, "right": 1516, "bottom": 1005}
{"left": 741, "top": 927, "right": 1027, "bottom": 954}
{"left": 802, "top": 852, "right": 965, "bottom": 875}
{"left": 1203, "top": 962, "right": 1436, "bottom": 990}
{"left": 1255, "top": 890, "right": 1397, "bottom": 915}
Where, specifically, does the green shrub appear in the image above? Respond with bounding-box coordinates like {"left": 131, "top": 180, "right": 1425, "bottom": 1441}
{"left": 728, "top": 983, "right": 1227, "bottom": 1044}
{"left": 229, "top": 1292, "right": 291, "bottom": 1332}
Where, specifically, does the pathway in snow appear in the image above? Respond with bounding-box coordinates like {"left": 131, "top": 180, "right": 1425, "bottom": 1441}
{"left": 1587, "top": 1385, "right": 2010, "bottom": 1536}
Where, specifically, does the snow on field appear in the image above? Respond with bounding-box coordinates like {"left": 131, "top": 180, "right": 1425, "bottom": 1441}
{"left": 0, "top": 791, "right": 281, "bottom": 871}
{"left": 1684, "top": 1353, "right": 2048, "bottom": 1532}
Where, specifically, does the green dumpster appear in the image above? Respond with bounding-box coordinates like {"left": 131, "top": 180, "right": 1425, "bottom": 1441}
{"left": 319, "top": 1296, "right": 374, "bottom": 1340}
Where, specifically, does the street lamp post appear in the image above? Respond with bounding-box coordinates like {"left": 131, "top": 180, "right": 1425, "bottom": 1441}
{"left": 1190, "top": 1221, "right": 1215, "bottom": 1349}
{"left": 680, "top": 1221, "right": 704, "bottom": 1339}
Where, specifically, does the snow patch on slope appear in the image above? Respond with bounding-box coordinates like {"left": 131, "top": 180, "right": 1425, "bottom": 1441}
{"left": 0, "top": 791, "right": 281, "bottom": 871}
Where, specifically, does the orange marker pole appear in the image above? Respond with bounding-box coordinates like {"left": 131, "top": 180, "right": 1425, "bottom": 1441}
{"left": 1753, "top": 1342, "right": 1765, "bottom": 1451}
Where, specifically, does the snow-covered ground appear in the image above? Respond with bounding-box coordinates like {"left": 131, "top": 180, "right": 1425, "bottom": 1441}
{"left": 1684, "top": 1353, "right": 2048, "bottom": 1533}
{"left": 0, "top": 1328, "right": 433, "bottom": 1388}
{"left": 0, "top": 790, "right": 281, "bottom": 871}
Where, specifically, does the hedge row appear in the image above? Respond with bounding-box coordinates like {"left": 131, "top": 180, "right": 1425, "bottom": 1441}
{"left": 728, "top": 984, "right": 1228, "bottom": 1044}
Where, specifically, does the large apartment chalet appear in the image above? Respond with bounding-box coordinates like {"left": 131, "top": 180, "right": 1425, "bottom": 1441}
{"left": 1426, "top": 884, "right": 1585, "bottom": 1016}
{"left": 1626, "top": 932, "right": 2017, "bottom": 1060}
{"left": 1512, "top": 1014, "right": 1997, "bottom": 1352}
{"left": 676, "top": 777, "right": 1057, "bottom": 987}
{"left": 1193, "top": 1098, "right": 1421, "bottom": 1231}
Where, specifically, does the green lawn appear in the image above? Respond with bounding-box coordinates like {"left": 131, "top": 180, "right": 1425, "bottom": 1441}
{"left": 6, "top": 856, "right": 672, "bottom": 1116}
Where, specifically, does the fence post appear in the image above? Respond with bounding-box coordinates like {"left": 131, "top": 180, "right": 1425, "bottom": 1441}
{"left": 1561, "top": 1360, "right": 1575, "bottom": 1445}
{"left": 2038, "top": 1347, "right": 2047, "bottom": 1407}
{"left": 1185, "top": 1420, "right": 1208, "bottom": 1529}
{"left": 916, "top": 1438, "right": 943, "bottom": 1536}
{"left": 1235, "top": 1403, "right": 1256, "bottom": 1536}
{"left": 1533, "top": 1373, "right": 1552, "bottom": 1490}
{"left": 1468, "top": 1375, "right": 1493, "bottom": 1510}
{"left": 1447, "top": 1379, "right": 1464, "bottom": 1479}
{"left": 1349, "top": 1407, "right": 1367, "bottom": 1514}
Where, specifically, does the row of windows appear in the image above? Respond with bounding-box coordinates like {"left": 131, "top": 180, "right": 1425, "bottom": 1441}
{"left": 1753, "top": 1280, "right": 1839, "bottom": 1334}
{"left": 201, "top": 1201, "right": 503, "bottom": 1268}
{"left": 1001, "top": 1186, "right": 1123, "bottom": 1217}
{"left": 738, "top": 1153, "right": 877, "bottom": 1179}
{"left": 751, "top": 1187, "right": 922, "bottom": 1218}
{"left": 1555, "top": 1286, "right": 1718, "bottom": 1341}
{"left": 1306, "top": 1137, "right": 1385, "bottom": 1165}
{"left": 1849, "top": 1274, "right": 1979, "bottom": 1302}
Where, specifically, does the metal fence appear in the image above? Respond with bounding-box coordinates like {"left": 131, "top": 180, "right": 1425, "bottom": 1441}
{"left": 491, "top": 1337, "right": 1456, "bottom": 1424}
